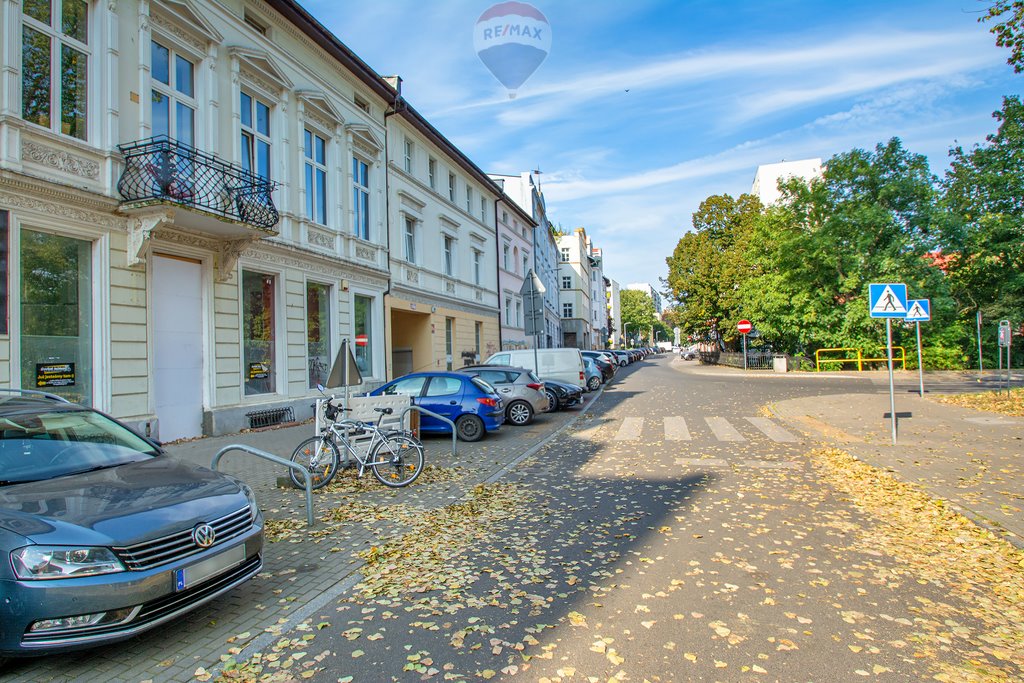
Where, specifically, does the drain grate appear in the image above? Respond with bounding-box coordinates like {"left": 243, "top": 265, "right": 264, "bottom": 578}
{"left": 245, "top": 406, "right": 294, "bottom": 429}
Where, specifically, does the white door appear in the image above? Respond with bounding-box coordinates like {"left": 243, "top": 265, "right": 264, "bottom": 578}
{"left": 153, "top": 255, "right": 204, "bottom": 441}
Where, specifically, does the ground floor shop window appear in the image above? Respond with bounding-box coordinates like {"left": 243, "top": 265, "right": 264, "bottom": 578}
{"left": 306, "top": 281, "right": 331, "bottom": 388}
{"left": 353, "top": 294, "right": 373, "bottom": 377}
{"left": 445, "top": 317, "right": 453, "bottom": 370}
{"left": 242, "top": 270, "right": 276, "bottom": 395}
{"left": 20, "top": 229, "right": 92, "bottom": 405}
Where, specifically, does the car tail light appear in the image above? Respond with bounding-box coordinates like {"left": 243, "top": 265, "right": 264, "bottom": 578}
{"left": 579, "top": 371, "right": 585, "bottom": 380}
{"left": 477, "top": 397, "right": 498, "bottom": 407}
{"left": 526, "top": 382, "right": 543, "bottom": 391}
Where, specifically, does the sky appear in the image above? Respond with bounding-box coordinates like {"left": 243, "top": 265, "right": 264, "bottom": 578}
{"left": 305, "top": 0, "right": 1019, "bottom": 295}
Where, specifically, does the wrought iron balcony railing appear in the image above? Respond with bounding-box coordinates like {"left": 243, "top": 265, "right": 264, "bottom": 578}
{"left": 117, "top": 136, "right": 280, "bottom": 230}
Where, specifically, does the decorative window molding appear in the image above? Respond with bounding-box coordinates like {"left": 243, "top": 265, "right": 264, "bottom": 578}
{"left": 151, "top": 0, "right": 223, "bottom": 46}
{"left": 296, "top": 89, "right": 345, "bottom": 130}
{"left": 229, "top": 46, "right": 292, "bottom": 95}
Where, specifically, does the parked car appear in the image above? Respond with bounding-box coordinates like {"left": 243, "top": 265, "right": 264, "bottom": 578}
{"left": 607, "top": 350, "right": 631, "bottom": 366}
{"left": 367, "top": 371, "right": 503, "bottom": 442}
{"left": 483, "top": 348, "right": 586, "bottom": 389}
{"left": 0, "top": 389, "right": 264, "bottom": 664}
{"left": 458, "top": 365, "right": 547, "bottom": 426}
{"left": 580, "top": 351, "right": 616, "bottom": 380}
{"left": 539, "top": 378, "right": 584, "bottom": 412}
{"left": 680, "top": 344, "right": 699, "bottom": 361}
{"left": 582, "top": 357, "right": 604, "bottom": 391}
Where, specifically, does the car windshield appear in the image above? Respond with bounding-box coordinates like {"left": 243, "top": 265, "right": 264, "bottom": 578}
{"left": 0, "top": 408, "right": 159, "bottom": 485}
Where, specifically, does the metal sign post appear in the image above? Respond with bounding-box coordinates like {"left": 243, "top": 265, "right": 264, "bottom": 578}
{"left": 999, "top": 320, "right": 1012, "bottom": 396}
{"left": 521, "top": 270, "right": 547, "bottom": 373}
{"left": 737, "top": 320, "right": 752, "bottom": 370}
{"left": 869, "top": 283, "right": 908, "bottom": 445}
{"left": 905, "top": 299, "right": 930, "bottom": 398}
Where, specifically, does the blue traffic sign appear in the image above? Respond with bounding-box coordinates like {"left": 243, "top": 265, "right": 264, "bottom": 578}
{"left": 868, "top": 283, "right": 908, "bottom": 319}
{"left": 905, "top": 299, "right": 930, "bottom": 322}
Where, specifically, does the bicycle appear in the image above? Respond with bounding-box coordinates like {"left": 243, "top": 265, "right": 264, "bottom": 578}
{"left": 289, "top": 386, "right": 425, "bottom": 489}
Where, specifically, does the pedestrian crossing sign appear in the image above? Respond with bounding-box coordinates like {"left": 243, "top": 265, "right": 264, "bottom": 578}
{"left": 905, "top": 298, "right": 930, "bottom": 322}
{"left": 868, "top": 283, "right": 908, "bottom": 318}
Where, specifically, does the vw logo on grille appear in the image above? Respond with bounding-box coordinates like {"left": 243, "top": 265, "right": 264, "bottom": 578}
{"left": 192, "top": 523, "right": 217, "bottom": 548}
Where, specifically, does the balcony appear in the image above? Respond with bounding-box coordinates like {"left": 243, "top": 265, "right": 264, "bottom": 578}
{"left": 117, "top": 136, "right": 279, "bottom": 231}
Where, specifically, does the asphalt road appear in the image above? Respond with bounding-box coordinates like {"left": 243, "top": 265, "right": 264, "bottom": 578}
{"left": 292, "top": 358, "right": 1001, "bottom": 681}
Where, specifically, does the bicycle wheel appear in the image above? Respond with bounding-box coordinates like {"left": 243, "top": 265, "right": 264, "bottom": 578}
{"left": 369, "top": 434, "right": 424, "bottom": 488}
{"left": 289, "top": 435, "right": 340, "bottom": 490}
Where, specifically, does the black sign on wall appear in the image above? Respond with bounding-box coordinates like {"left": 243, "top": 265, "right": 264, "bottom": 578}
{"left": 0, "top": 210, "right": 8, "bottom": 335}
{"left": 36, "top": 363, "right": 76, "bottom": 387}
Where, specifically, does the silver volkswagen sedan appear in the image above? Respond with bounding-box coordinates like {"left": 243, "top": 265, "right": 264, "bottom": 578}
{"left": 0, "top": 390, "right": 263, "bottom": 666}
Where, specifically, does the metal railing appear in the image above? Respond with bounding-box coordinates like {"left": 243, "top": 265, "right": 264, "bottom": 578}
{"left": 400, "top": 405, "right": 457, "bottom": 456}
{"left": 212, "top": 444, "right": 315, "bottom": 527}
{"left": 715, "top": 351, "right": 775, "bottom": 370}
{"left": 815, "top": 347, "right": 906, "bottom": 372}
{"left": 117, "top": 136, "right": 280, "bottom": 230}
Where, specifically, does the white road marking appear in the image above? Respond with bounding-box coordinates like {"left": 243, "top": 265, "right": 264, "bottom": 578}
{"left": 705, "top": 416, "right": 746, "bottom": 442}
{"left": 613, "top": 417, "right": 645, "bottom": 441}
{"left": 664, "top": 416, "right": 692, "bottom": 440}
{"left": 745, "top": 417, "right": 799, "bottom": 443}
{"left": 676, "top": 458, "right": 728, "bottom": 467}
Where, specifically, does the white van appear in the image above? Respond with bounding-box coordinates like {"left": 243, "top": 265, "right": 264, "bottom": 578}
{"left": 484, "top": 348, "right": 587, "bottom": 388}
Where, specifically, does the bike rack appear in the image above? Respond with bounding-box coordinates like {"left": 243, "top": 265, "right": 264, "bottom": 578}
{"left": 399, "top": 405, "right": 457, "bottom": 456}
{"left": 211, "top": 444, "right": 315, "bottom": 527}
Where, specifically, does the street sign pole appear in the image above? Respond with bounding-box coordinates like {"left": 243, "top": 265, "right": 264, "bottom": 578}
{"left": 742, "top": 333, "right": 748, "bottom": 371}
{"left": 999, "top": 320, "right": 1012, "bottom": 396}
{"left": 916, "top": 322, "right": 924, "bottom": 398}
{"left": 977, "top": 310, "right": 984, "bottom": 374}
{"left": 886, "top": 318, "right": 897, "bottom": 445}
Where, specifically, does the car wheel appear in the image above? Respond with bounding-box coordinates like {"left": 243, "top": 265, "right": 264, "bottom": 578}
{"left": 587, "top": 376, "right": 601, "bottom": 391}
{"left": 455, "top": 414, "right": 486, "bottom": 442}
{"left": 544, "top": 388, "right": 559, "bottom": 412}
{"left": 506, "top": 400, "right": 534, "bottom": 426}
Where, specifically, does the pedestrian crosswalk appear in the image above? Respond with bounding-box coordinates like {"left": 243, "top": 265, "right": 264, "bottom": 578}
{"left": 602, "top": 415, "right": 800, "bottom": 444}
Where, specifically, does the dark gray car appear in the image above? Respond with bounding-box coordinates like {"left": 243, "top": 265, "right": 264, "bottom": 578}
{"left": 458, "top": 365, "right": 549, "bottom": 426}
{"left": 0, "top": 391, "right": 264, "bottom": 665}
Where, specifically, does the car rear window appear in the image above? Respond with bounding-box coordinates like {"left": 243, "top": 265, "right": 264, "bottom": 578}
{"left": 527, "top": 371, "right": 541, "bottom": 383}
{"left": 470, "top": 377, "right": 496, "bottom": 394}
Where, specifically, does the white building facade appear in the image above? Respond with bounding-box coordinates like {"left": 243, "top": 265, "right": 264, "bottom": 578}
{"left": 495, "top": 195, "right": 536, "bottom": 350}
{"left": 751, "top": 158, "right": 822, "bottom": 206}
{"left": 0, "top": 0, "right": 426, "bottom": 437}
{"left": 556, "top": 228, "right": 592, "bottom": 349}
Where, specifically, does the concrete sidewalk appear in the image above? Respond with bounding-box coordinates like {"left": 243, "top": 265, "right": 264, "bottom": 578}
{"left": 769, "top": 391, "right": 1024, "bottom": 547}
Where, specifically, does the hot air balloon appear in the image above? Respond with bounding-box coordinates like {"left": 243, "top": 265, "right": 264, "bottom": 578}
{"left": 473, "top": 2, "right": 551, "bottom": 99}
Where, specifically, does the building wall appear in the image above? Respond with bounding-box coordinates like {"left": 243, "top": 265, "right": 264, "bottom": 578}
{"left": 496, "top": 196, "right": 534, "bottom": 349}
{"left": 751, "top": 158, "right": 823, "bottom": 206}
{"left": 556, "top": 228, "right": 592, "bottom": 349}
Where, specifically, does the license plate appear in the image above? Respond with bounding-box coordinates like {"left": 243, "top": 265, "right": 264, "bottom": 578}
{"left": 174, "top": 544, "right": 246, "bottom": 591}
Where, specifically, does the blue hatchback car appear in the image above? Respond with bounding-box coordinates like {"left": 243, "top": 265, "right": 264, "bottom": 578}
{"left": 367, "top": 372, "right": 503, "bottom": 442}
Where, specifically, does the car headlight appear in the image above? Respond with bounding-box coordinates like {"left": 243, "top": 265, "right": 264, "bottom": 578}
{"left": 241, "top": 483, "right": 260, "bottom": 518}
{"left": 12, "top": 546, "right": 125, "bottom": 580}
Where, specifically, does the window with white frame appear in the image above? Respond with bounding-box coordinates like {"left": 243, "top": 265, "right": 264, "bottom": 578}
{"left": 352, "top": 156, "right": 370, "bottom": 240}
{"left": 472, "top": 249, "right": 482, "bottom": 285}
{"left": 522, "top": 253, "right": 529, "bottom": 275}
{"left": 403, "top": 137, "right": 414, "bottom": 174}
{"left": 563, "top": 302, "right": 573, "bottom": 318}
{"left": 515, "top": 300, "right": 522, "bottom": 327}
{"left": 21, "top": 0, "right": 90, "bottom": 140}
{"left": 480, "top": 197, "right": 487, "bottom": 222}
{"left": 151, "top": 40, "right": 195, "bottom": 146}
{"left": 513, "top": 246, "right": 519, "bottom": 274}
{"left": 448, "top": 172, "right": 456, "bottom": 202}
{"left": 502, "top": 210, "right": 509, "bottom": 224}
{"left": 443, "top": 235, "right": 454, "bottom": 276}
{"left": 242, "top": 270, "right": 277, "bottom": 395}
{"left": 502, "top": 243, "right": 510, "bottom": 271}
{"left": 240, "top": 91, "right": 271, "bottom": 179}
{"left": 304, "top": 129, "right": 327, "bottom": 225}
{"left": 465, "top": 186, "right": 473, "bottom": 213}
{"left": 560, "top": 247, "right": 570, "bottom": 262}
{"left": 504, "top": 297, "right": 512, "bottom": 324}
{"left": 428, "top": 157, "right": 437, "bottom": 190}
{"left": 562, "top": 275, "right": 571, "bottom": 289}
{"left": 404, "top": 216, "right": 417, "bottom": 263}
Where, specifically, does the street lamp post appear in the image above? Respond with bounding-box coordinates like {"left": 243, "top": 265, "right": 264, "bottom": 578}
{"left": 623, "top": 323, "right": 631, "bottom": 348}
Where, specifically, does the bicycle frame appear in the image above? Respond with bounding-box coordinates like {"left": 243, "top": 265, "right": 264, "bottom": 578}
{"left": 322, "top": 413, "right": 407, "bottom": 477}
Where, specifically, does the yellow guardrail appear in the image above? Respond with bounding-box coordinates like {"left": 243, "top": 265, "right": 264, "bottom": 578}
{"left": 815, "top": 346, "right": 905, "bottom": 372}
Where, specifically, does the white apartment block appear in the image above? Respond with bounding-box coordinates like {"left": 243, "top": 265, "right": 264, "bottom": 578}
{"left": 0, "top": 0, "right": 499, "bottom": 438}
{"left": 625, "top": 282, "right": 663, "bottom": 318}
{"left": 383, "top": 83, "right": 501, "bottom": 374}
{"left": 556, "top": 227, "right": 592, "bottom": 349}
{"left": 494, "top": 195, "right": 537, "bottom": 350}
{"left": 751, "top": 158, "right": 822, "bottom": 206}
{"left": 608, "top": 279, "right": 622, "bottom": 348}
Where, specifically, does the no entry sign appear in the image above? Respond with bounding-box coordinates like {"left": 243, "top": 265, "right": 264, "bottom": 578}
{"left": 737, "top": 320, "right": 752, "bottom": 334}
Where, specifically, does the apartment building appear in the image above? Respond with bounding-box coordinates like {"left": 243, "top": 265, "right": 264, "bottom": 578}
{"left": 494, "top": 195, "right": 538, "bottom": 350}
{"left": 384, "top": 85, "right": 501, "bottom": 375}
{"left": 0, "top": 0, "right": 440, "bottom": 438}
{"left": 588, "top": 243, "right": 607, "bottom": 348}
{"left": 490, "top": 171, "right": 560, "bottom": 348}
{"left": 608, "top": 278, "right": 622, "bottom": 348}
{"left": 556, "top": 227, "right": 593, "bottom": 349}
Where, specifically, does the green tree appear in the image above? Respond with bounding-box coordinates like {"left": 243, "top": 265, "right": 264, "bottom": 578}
{"left": 620, "top": 289, "right": 656, "bottom": 346}
{"left": 941, "top": 96, "right": 1024, "bottom": 349}
{"left": 665, "top": 193, "right": 762, "bottom": 340}
{"left": 982, "top": 1, "right": 1024, "bottom": 73}
{"left": 743, "top": 139, "right": 962, "bottom": 365}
